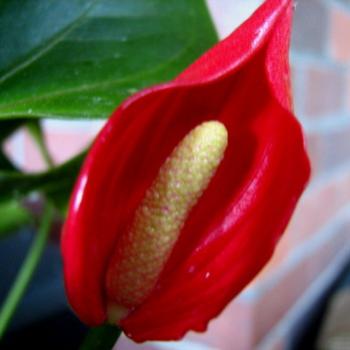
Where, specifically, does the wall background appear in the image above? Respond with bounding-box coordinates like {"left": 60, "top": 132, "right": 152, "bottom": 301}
{"left": 5, "top": 1, "right": 350, "bottom": 349}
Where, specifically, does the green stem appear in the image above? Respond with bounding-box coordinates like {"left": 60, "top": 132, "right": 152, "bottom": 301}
{"left": 37, "top": 138, "right": 55, "bottom": 168}
{"left": 0, "top": 203, "right": 54, "bottom": 339}
{"left": 80, "top": 325, "right": 122, "bottom": 350}
{"left": 27, "top": 120, "right": 55, "bottom": 168}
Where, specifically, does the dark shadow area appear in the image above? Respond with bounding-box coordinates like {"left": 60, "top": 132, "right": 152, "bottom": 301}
{"left": 1, "top": 311, "right": 88, "bottom": 350}
{"left": 292, "top": 257, "right": 350, "bottom": 350}
{"left": 0, "top": 228, "right": 88, "bottom": 349}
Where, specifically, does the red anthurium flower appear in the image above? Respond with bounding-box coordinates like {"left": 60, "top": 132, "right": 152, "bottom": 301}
{"left": 62, "top": 0, "right": 310, "bottom": 342}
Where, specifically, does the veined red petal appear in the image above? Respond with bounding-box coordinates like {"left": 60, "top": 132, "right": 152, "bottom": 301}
{"left": 61, "top": 0, "right": 310, "bottom": 341}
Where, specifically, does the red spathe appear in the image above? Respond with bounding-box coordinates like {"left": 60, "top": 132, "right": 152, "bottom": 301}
{"left": 61, "top": 0, "right": 311, "bottom": 342}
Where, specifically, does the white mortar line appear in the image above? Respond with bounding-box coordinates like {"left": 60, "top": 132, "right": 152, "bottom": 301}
{"left": 152, "top": 339, "right": 218, "bottom": 350}
{"left": 43, "top": 119, "right": 105, "bottom": 132}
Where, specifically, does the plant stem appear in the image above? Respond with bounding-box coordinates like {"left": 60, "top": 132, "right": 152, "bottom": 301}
{"left": 80, "top": 325, "right": 122, "bottom": 350}
{"left": 0, "top": 203, "right": 54, "bottom": 339}
{"left": 27, "top": 120, "right": 55, "bottom": 168}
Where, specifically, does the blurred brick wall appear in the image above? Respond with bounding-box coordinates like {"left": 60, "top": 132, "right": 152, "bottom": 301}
{"left": 253, "top": 1, "right": 350, "bottom": 348}
{"left": 4, "top": 1, "right": 350, "bottom": 350}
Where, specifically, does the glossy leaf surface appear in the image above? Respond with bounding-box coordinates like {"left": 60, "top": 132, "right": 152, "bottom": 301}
{"left": 0, "top": 0, "right": 217, "bottom": 120}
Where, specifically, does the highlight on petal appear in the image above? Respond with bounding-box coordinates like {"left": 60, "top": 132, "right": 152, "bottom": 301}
{"left": 61, "top": 0, "right": 311, "bottom": 342}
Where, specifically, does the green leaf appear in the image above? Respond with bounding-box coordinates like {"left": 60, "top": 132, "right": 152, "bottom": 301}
{"left": 0, "top": 152, "right": 86, "bottom": 210}
{"left": 0, "top": 0, "right": 217, "bottom": 120}
{"left": 0, "top": 199, "right": 32, "bottom": 238}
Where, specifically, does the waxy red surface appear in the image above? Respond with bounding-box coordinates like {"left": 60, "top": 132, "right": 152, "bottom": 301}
{"left": 62, "top": 0, "right": 311, "bottom": 342}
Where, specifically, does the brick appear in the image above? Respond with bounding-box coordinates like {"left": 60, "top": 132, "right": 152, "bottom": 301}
{"left": 23, "top": 130, "right": 48, "bottom": 172}
{"left": 305, "top": 124, "right": 350, "bottom": 175}
{"left": 291, "top": 0, "right": 328, "bottom": 54}
{"left": 267, "top": 339, "right": 285, "bottom": 350}
{"left": 291, "top": 63, "right": 305, "bottom": 118}
{"left": 347, "top": 73, "right": 350, "bottom": 112}
{"left": 253, "top": 226, "right": 350, "bottom": 345}
{"left": 258, "top": 337, "right": 286, "bottom": 350}
{"left": 302, "top": 65, "right": 346, "bottom": 117}
{"left": 45, "top": 131, "right": 94, "bottom": 165}
{"left": 43, "top": 120, "right": 104, "bottom": 166}
{"left": 304, "top": 132, "right": 321, "bottom": 174}
{"left": 188, "top": 301, "right": 256, "bottom": 350}
{"left": 206, "top": 0, "right": 261, "bottom": 39}
{"left": 330, "top": 7, "right": 350, "bottom": 62}
{"left": 3, "top": 128, "right": 47, "bottom": 173}
{"left": 323, "top": 127, "right": 350, "bottom": 170}
{"left": 338, "top": 0, "right": 350, "bottom": 6}
{"left": 257, "top": 168, "right": 350, "bottom": 277}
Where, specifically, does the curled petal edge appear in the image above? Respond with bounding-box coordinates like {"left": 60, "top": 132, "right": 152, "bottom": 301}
{"left": 62, "top": 0, "right": 311, "bottom": 342}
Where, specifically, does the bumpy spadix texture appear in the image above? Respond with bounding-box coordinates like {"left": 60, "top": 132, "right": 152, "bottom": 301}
{"left": 106, "top": 122, "right": 228, "bottom": 312}
{"left": 62, "top": 0, "right": 311, "bottom": 343}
